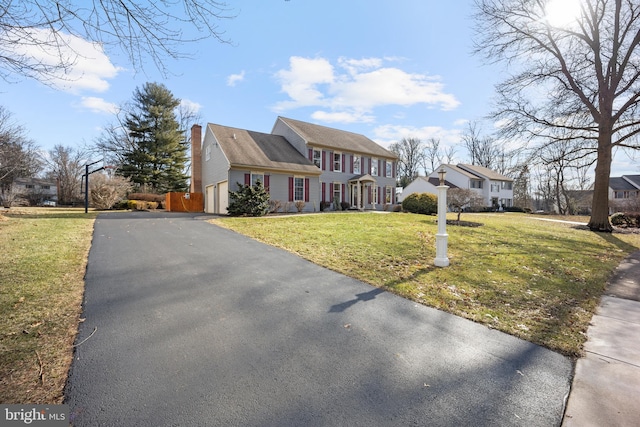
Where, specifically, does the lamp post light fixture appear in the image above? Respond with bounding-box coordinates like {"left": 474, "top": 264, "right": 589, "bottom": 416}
{"left": 434, "top": 166, "right": 450, "bottom": 267}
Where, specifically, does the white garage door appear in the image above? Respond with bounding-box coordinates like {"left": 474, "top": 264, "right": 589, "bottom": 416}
{"left": 217, "top": 181, "right": 228, "bottom": 214}
{"left": 205, "top": 185, "right": 214, "bottom": 213}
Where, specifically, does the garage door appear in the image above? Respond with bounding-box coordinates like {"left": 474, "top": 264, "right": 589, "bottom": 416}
{"left": 205, "top": 185, "right": 214, "bottom": 213}
{"left": 217, "top": 181, "right": 228, "bottom": 214}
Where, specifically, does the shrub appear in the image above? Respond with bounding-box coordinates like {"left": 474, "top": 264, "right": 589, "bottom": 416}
{"left": 402, "top": 193, "right": 437, "bottom": 215}
{"left": 611, "top": 212, "right": 632, "bottom": 226}
{"left": 227, "top": 182, "right": 270, "bottom": 216}
{"left": 128, "top": 192, "right": 164, "bottom": 203}
{"left": 268, "top": 199, "right": 283, "bottom": 213}
{"left": 340, "top": 201, "right": 350, "bottom": 211}
{"left": 294, "top": 200, "right": 306, "bottom": 212}
{"left": 611, "top": 212, "right": 640, "bottom": 228}
{"left": 90, "top": 174, "right": 133, "bottom": 210}
{"left": 320, "top": 201, "right": 330, "bottom": 211}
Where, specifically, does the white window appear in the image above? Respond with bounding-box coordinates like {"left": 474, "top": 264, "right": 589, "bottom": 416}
{"left": 501, "top": 181, "right": 513, "bottom": 190}
{"left": 386, "top": 161, "right": 392, "bottom": 178}
{"left": 371, "top": 158, "right": 378, "bottom": 176}
{"left": 353, "top": 155, "right": 361, "bottom": 174}
{"left": 372, "top": 186, "right": 378, "bottom": 205}
{"left": 333, "top": 183, "right": 341, "bottom": 203}
{"left": 251, "top": 173, "right": 264, "bottom": 186}
{"left": 313, "top": 149, "right": 322, "bottom": 168}
{"left": 385, "top": 186, "right": 392, "bottom": 204}
{"left": 334, "top": 152, "right": 342, "bottom": 172}
{"left": 491, "top": 182, "right": 500, "bottom": 192}
{"left": 294, "top": 177, "right": 305, "bottom": 201}
{"left": 471, "top": 180, "right": 483, "bottom": 189}
{"left": 205, "top": 145, "right": 211, "bottom": 161}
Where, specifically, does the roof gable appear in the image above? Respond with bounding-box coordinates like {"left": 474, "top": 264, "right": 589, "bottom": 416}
{"left": 208, "top": 123, "right": 320, "bottom": 174}
{"left": 276, "top": 117, "right": 397, "bottom": 159}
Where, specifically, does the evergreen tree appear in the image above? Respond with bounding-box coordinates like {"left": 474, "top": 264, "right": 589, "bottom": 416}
{"left": 119, "top": 82, "right": 189, "bottom": 193}
{"left": 227, "top": 181, "right": 270, "bottom": 217}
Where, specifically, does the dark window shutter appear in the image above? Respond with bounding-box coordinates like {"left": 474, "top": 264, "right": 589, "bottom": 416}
{"left": 342, "top": 154, "right": 345, "bottom": 173}
{"left": 322, "top": 151, "right": 326, "bottom": 171}
{"left": 322, "top": 182, "right": 326, "bottom": 202}
{"left": 288, "top": 177, "right": 294, "bottom": 201}
{"left": 367, "top": 158, "right": 371, "bottom": 174}
{"left": 342, "top": 184, "right": 346, "bottom": 203}
{"left": 378, "top": 159, "right": 382, "bottom": 176}
{"left": 304, "top": 178, "right": 310, "bottom": 202}
{"left": 264, "top": 175, "right": 270, "bottom": 193}
{"left": 329, "top": 152, "right": 334, "bottom": 171}
{"left": 309, "top": 148, "right": 313, "bottom": 160}
{"left": 368, "top": 186, "right": 372, "bottom": 203}
{"left": 382, "top": 160, "right": 387, "bottom": 177}
{"left": 378, "top": 186, "right": 382, "bottom": 204}
{"left": 244, "top": 173, "right": 250, "bottom": 186}
{"left": 350, "top": 155, "right": 354, "bottom": 174}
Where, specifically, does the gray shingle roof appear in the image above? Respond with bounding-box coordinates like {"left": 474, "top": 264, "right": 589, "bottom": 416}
{"left": 610, "top": 176, "right": 640, "bottom": 190}
{"left": 208, "top": 124, "right": 320, "bottom": 175}
{"left": 277, "top": 117, "right": 397, "bottom": 159}
{"left": 457, "top": 164, "right": 514, "bottom": 181}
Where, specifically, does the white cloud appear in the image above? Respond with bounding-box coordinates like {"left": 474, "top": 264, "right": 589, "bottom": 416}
{"left": 227, "top": 71, "right": 246, "bottom": 87}
{"left": 8, "top": 28, "right": 121, "bottom": 93}
{"left": 273, "top": 56, "right": 460, "bottom": 123}
{"left": 79, "top": 97, "right": 119, "bottom": 114}
{"left": 180, "top": 99, "right": 202, "bottom": 113}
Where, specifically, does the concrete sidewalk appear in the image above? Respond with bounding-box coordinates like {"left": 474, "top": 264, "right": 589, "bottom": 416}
{"left": 563, "top": 251, "right": 640, "bottom": 426}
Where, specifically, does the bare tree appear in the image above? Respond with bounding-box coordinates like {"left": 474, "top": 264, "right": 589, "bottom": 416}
{"left": 0, "top": 106, "right": 41, "bottom": 205}
{"left": 461, "top": 121, "right": 502, "bottom": 169}
{"left": 0, "top": 1, "right": 233, "bottom": 83}
{"left": 422, "top": 138, "right": 443, "bottom": 175}
{"left": 475, "top": 0, "right": 640, "bottom": 231}
{"left": 448, "top": 188, "right": 484, "bottom": 222}
{"left": 45, "top": 144, "right": 91, "bottom": 205}
{"left": 389, "top": 137, "right": 426, "bottom": 187}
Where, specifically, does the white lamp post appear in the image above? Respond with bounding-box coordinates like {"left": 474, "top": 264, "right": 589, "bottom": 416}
{"left": 434, "top": 167, "right": 449, "bottom": 267}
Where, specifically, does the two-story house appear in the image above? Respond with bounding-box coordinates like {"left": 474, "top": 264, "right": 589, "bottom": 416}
{"left": 193, "top": 117, "right": 398, "bottom": 214}
{"left": 609, "top": 175, "right": 640, "bottom": 211}
{"left": 399, "top": 164, "right": 514, "bottom": 209}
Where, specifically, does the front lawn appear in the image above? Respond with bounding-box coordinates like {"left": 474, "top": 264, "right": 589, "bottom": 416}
{"left": 212, "top": 212, "right": 640, "bottom": 356}
{"left": 0, "top": 208, "right": 96, "bottom": 403}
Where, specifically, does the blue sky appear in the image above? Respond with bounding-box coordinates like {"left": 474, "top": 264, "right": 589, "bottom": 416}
{"left": 2, "top": 0, "right": 638, "bottom": 176}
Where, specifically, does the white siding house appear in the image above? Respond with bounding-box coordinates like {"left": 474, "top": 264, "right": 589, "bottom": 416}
{"left": 400, "top": 164, "right": 514, "bottom": 209}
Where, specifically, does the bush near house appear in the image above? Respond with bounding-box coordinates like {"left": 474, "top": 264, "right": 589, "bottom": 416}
{"left": 227, "top": 181, "right": 270, "bottom": 217}
{"left": 402, "top": 193, "right": 437, "bottom": 215}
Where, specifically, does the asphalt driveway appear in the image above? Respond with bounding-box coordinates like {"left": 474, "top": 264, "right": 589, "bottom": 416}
{"left": 64, "top": 212, "right": 572, "bottom": 426}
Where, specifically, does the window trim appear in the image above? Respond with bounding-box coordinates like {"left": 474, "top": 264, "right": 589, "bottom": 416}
{"left": 313, "top": 148, "right": 322, "bottom": 169}
{"left": 333, "top": 152, "right": 342, "bottom": 172}
{"left": 294, "top": 176, "right": 305, "bottom": 202}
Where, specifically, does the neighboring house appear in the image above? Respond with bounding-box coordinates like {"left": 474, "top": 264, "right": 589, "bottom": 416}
{"left": 11, "top": 178, "right": 58, "bottom": 205}
{"left": 609, "top": 175, "right": 640, "bottom": 211}
{"left": 194, "top": 117, "right": 398, "bottom": 214}
{"left": 399, "top": 164, "right": 514, "bottom": 208}
{"left": 397, "top": 176, "right": 446, "bottom": 202}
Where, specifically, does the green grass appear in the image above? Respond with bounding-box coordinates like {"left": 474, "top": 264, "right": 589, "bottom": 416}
{"left": 0, "top": 208, "right": 96, "bottom": 403}
{"left": 212, "top": 212, "right": 640, "bottom": 356}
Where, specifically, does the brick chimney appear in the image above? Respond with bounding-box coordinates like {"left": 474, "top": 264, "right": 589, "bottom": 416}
{"left": 190, "top": 124, "right": 202, "bottom": 193}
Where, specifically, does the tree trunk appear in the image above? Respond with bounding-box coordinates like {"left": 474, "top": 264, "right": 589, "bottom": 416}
{"left": 587, "top": 133, "right": 613, "bottom": 232}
